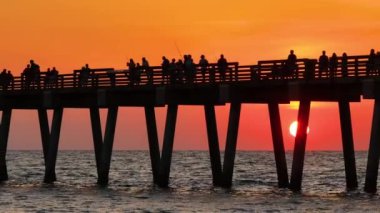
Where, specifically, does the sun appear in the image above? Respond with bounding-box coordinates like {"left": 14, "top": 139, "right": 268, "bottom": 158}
{"left": 289, "top": 121, "right": 310, "bottom": 137}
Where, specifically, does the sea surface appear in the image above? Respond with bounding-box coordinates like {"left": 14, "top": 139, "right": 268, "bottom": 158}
{"left": 1, "top": 151, "right": 380, "bottom": 212}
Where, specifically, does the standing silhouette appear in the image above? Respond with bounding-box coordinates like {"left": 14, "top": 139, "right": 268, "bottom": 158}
{"left": 318, "top": 51, "right": 329, "bottom": 78}
{"left": 161, "top": 56, "right": 170, "bottom": 84}
{"left": 78, "top": 64, "right": 90, "bottom": 87}
{"left": 168, "top": 59, "right": 177, "bottom": 84}
{"left": 29, "top": 60, "right": 41, "bottom": 89}
{"left": 142, "top": 57, "right": 153, "bottom": 85}
{"left": 286, "top": 50, "right": 297, "bottom": 78}
{"left": 0, "top": 69, "right": 7, "bottom": 90}
{"left": 367, "top": 49, "right": 376, "bottom": 76}
{"left": 217, "top": 54, "right": 228, "bottom": 82}
{"left": 199, "top": 55, "right": 209, "bottom": 83}
{"left": 176, "top": 59, "right": 185, "bottom": 84}
{"left": 22, "top": 64, "right": 31, "bottom": 90}
{"left": 127, "top": 59, "right": 136, "bottom": 86}
{"left": 375, "top": 52, "right": 380, "bottom": 75}
{"left": 329, "top": 53, "right": 338, "bottom": 78}
{"left": 6, "top": 70, "right": 13, "bottom": 90}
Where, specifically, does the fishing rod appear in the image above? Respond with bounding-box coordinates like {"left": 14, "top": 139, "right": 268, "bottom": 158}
{"left": 174, "top": 41, "right": 183, "bottom": 59}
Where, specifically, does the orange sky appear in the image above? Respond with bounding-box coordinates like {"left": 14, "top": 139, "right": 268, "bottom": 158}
{"left": 1, "top": 0, "right": 379, "bottom": 150}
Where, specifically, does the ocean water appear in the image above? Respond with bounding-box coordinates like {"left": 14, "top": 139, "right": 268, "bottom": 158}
{"left": 1, "top": 151, "right": 380, "bottom": 212}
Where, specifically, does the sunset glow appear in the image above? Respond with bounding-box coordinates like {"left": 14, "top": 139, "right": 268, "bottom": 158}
{"left": 289, "top": 121, "right": 310, "bottom": 137}
{"left": 0, "top": 0, "right": 379, "bottom": 150}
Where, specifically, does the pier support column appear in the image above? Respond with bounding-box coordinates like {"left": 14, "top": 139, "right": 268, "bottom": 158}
{"left": 222, "top": 102, "right": 241, "bottom": 188}
{"left": 0, "top": 109, "right": 12, "bottom": 181}
{"left": 268, "top": 103, "right": 289, "bottom": 188}
{"left": 338, "top": 101, "right": 358, "bottom": 190}
{"left": 157, "top": 104, "right": 178, "bottom": 187}
{"left": 44, "top": 108, "right": 63, "bottom": 183}
{"left": 289, "top": 100, "right": 311, "bottom": 191}
{"left": 38, "top": 109, "right": 57, "bottom": 181}
{"left": 98, "top": 107, "right": 118, "bottom": 186}
{"left": 365, "top": 99, "right": 380, "bottom": 193}
{"left": 90, "top": 108, "right": 103, "bottom": 178}
{"left": 204, "top": 105, "right": 223, "bottom": 186}
{"left": 144, "top": 106, "right": 161, "bottom": 184}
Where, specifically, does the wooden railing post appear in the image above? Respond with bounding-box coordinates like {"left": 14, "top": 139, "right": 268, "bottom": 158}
{"left": 234, "top": 63, "right": 239, "bottom": 81}
{"left": 73, "top": 71, "right": 77, "bottom": 88}
{"left": 355, "top": 58, "right": 359, "bottom": 77}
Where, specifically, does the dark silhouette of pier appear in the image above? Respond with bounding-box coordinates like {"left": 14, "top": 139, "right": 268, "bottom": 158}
{"left": 1, "top": 52, "right": 380, "bottom": 193}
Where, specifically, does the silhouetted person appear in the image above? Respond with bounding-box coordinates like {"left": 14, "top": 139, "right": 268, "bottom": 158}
{"left": 135, "top": 63, "right": 142, "bottom": 85}
{"left": 142, "top": 57, "right": 153, "bottom": 85}
{"left": 176, "top": 59, "right": 185, "bottom": 84}
{"left": 367, "top": 49, "right": 376, "bottom": 76}
{"left": 50, "top": 67, "right": 59, "bottom": 88}
{"left": 318, "top": 51, "right": 329, "bottom": 78}
{"left": 329, "top": 53, "right": 338, "bottom": 78}
{"left": 79, "top": 64, "right": 90, "bottom": 87}
{"left": 341, "top": 53, "right": 348, "bottom": 77}
{"left": 6, "top": 70, "right": 13, "bottom": 90}
{"left": 22, "top": 64, "right": 31, "bottom": 90}
{"left": 285, "top": 50, "right": 297, "bottom": 78}
{"left": 199, "top": 55, "right": 209, "bottom": 83}
{"left": 44, "top": 68, "right": 51, "bottom": 89}
{"left": 127, "top": 59, "right": 136, "bottom": 86}
{"left": 184, "top": 54, "right": 196, "bottom": 84}
{"left": 29, "top": 60, "right": 41, "bottom": 89}
{"left": 375, "top": 52, "right": 380, "bottom": 75}
{"left": 168, "top": 59, "right": 177, "bottom": 84}
{"left": 161, "top": 56, "right": 170, "bottom": 84}
{"left": 217, "top": 54, "right": 228, "bottom": 82}
{"left": 0, "top": 69, "right": 6, "bottom": 90}
{"left": 0, "top": 69, "right": 13, "bottom": 91}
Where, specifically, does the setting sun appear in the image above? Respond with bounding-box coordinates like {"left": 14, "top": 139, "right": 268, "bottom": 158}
{"left": 289, "top": 121, "right": 310, "bottom": 137}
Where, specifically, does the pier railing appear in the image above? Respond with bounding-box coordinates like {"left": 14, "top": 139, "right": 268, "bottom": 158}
{"left": 4, "top": 55, "right": 374, "bottom": 91}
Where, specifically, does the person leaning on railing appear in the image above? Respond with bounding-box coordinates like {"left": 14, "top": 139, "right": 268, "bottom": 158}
{"left": 184, "top": 55, "right": 196, "bottom": 84}
{"left": 78, "top": 64, "right": 90, "bottom": 87}
{"left": 142, "top": 57, "right": 153, "bottom": 85}
{"left": 199, "top": 55, "right": 209, "bottom": 83}
{"left": 126, "top": 59, "right": 136, "bottom": 86}
{"left": 366, "top": 49, "right": 376, "bottom": 76}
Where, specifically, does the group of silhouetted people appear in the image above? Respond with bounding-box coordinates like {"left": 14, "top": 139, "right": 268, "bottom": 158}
{"left": 125, "top": 58, "right": 152, "bottom": 86}
{"left": 121, "top": 54, "right": 230, "bottom": 86}
{"left": 3, "top": 49, "right": 380, "bottom": 91}
{"left": 0, "top": 69, "right": 14, "bottom": 90}
{"left": 271, "top": 50, "right": 299, "bottom": 80}
{"left": 317, "top": 50, "right": 342, "bottom": 78}
{"left": 21, "top": 60, "right": 59, "bottom": 90}
{"left": 22, "top": 60, "right": 41, "bottom": 90}
{"left": 160, "top": 54, "right": 230, "bottom": 85}
{"left": 367, "top": 49, "right": 380, "bottom": 76}
{"left": 269, "top": 49, "right": 380, "bottom": 80}
{"left": 317, "top": 49, "right": 380, "bottom": 78}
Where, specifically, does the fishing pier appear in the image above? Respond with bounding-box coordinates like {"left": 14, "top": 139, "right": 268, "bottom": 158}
{"left": 0, "top": 54, "right": 379, "bottom": 193}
